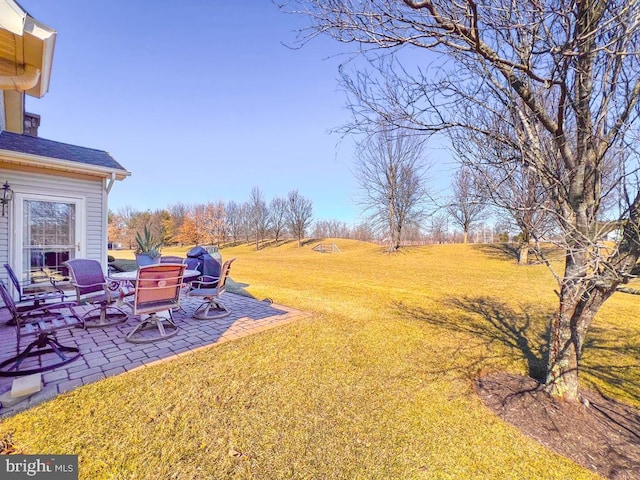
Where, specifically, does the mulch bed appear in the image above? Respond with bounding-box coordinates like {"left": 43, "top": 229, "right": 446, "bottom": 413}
{"left": 475, "top": 373, "right": 640, "bottom": 480}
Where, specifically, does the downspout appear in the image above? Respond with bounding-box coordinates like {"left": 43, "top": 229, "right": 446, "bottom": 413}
{"left": 103, "top": 172, "right": 116, "bottom": 270}
{"left": 0, "top": 64, "right": 40, "bottom": 91}
{"left": 105, "top": 172, "right": 116, "bottom": 194}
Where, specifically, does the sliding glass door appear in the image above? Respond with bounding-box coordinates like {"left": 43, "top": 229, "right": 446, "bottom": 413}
{"left": 14, "top": 194, "right": 84, "bottom": 285}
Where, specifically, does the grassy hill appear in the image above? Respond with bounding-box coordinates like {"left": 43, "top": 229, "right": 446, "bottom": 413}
{"left": 223, "top": 239, "right": 639, "bottom": 404}
{"left": 1, "top": 240, "right": 637, "bottom": 478}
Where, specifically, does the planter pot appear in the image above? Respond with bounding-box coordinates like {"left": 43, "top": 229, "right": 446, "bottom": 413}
{"left": 135, "top": 254, "right": 161, "bottom": 267}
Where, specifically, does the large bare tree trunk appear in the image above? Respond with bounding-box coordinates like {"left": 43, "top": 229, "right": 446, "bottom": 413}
{"left": 388, "top": 192, "right": 398, "bottom": 252}
{"left": 517, "top": 244, "right": 529, "bottom": 265}
{"left": 545, "top": 254, "right": 610, "bottom": 401}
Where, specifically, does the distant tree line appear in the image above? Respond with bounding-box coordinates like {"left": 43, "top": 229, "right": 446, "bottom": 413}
{"left": 109, "top": 181, "right": 522, "bottom": 251}
{"left": 109, "top": 187, "right": 318, "bottom": 251}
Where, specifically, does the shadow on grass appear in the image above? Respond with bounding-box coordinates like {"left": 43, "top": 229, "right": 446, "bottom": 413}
{"left": 261, "top": 238, "right": 293, "bottom": 248}
{"left": 395, "top": 295, "right": 551, "bottom": 382}
{"left": 473, "top": 243, "right": 521, "bottom": 262}
{"left": 582, "top": 325, "right": 640, "bottom": 403}
{"left": 388, "top": 245, "right": 428, "bottom": 255}
{"left": 224, "top": 280, "right": 279, "bottom": 306}
{"left": 226, "top": 279, "right": 255, "bottom": 298}
{"left": 301, "top": 238, "right": 320, "bottom": 247}
{"left": 473, "top": 243, "right": 564, "bottom": 265}
{"left": 398, "top": 296, "right": 640, "bottom": 402}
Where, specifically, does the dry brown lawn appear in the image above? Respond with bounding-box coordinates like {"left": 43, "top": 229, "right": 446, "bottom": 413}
{"left": 0, "top": 240, "right": 637, "bottom": 479}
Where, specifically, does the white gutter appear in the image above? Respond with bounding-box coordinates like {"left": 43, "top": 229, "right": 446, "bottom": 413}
{"left": 0, "top": 148, "right": 131, "bottom": 180}
{"left": 0, "top": 1, "right": 57, "bottom": 98}
{"left": 23, "top": 16, "right": 56, "bottom": 97}
{"left": 0, "top": 0, "right": 26, "bottom": 36}
{"left": 0, "top": 64, "right": 40, "bottom": 91}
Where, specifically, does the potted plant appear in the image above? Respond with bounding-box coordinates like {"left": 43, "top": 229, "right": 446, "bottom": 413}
{"left": 134, "top": 225, "right": 162, "bottom": 266}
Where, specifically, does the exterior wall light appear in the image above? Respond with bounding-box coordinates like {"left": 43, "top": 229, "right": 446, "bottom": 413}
{"left": 1, "top": 181, "right": 13, "bottom": 216}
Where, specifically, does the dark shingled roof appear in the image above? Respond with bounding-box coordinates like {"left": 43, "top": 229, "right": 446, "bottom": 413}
{"left": 0, "top": 131, "right": 127, "bottom": 172}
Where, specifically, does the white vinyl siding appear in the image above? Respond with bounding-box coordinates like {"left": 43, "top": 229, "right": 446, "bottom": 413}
{"left": 0, "top": 167, "right": 107, "bottom": 288}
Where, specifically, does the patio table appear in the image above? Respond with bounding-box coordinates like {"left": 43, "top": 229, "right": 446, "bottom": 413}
{"left": 109, "top": 269, "right": 201, "bottom": 283}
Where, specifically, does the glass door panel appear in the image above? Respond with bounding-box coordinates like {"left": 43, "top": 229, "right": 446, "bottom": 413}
{"left": 22, "top": 199, "right": 77, "bottom": 284}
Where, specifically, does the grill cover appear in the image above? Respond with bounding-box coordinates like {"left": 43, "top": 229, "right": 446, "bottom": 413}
{"left": 186, "top": 246, "right": 221, "bottom": 286}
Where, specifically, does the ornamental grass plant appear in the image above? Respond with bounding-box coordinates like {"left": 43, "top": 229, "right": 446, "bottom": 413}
{"left": 0, "top": 240, "right": 637, "bottom": 479}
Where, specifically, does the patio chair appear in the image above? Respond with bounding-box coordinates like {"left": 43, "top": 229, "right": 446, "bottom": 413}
{"left": 125, "top": 263, "right": 185, "bottom": 344}
{"left": 187, "top": 258, "right": 235, "bottom": 320}
{"left": 64, "top": 259, "right": 131, "bottom": 327}
{"left": 179, "top": 257, "right": 200, "bottom": 290}
{"left": 0, "top": 278, "right": 82, "bottom": 376}
{"left": 4, "top": 263, "right": 65, "bottom": 306}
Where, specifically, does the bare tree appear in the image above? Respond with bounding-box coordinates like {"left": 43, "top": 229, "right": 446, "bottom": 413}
{"left": 354, "top": 123, "right": 431, "bottom": 252}
{"left": 314, "top": 219, "right": 352, "bottom": 238}
{"left": 269, "top": 196, "right": 289, "bottom": 246}
{"left": 240, "top": 202, "right": 252, "bottom": 245}
{"left": 213, "top": 201, "right": 227, "bottom": 245}
{"left": 292, "top": 1, "right": 640, "bottom": 402}
{"left": 225, "top": 200, "right": 242, "bottom": 245}
{"left": 351, "top": 221, "right": 376, "bottom": 242}
{"left": 107, "top": 210, "right": 127, "bottom": 248}
{"left": 446, "top": 166, "right": 487, "bottom": 244}
{"left": 201, "top": 201, "right": 226, "bottom": 245}
{"left": 192, "top": 204, "right": 210, "bottom": 245}
{"left": 286, "top": 190, "right": 313, "bottom": 247}
{"left": 115, "top": 205, "right": 138, "bottom": 250}
{"left": 428, "top": 213, "right": 449, "bottom": 244}
{"left": 490, "top": 167, "right": 550, "bottom": 264}
{"left": 330, "top": 220, "right": 352, "bottom": 238}
{"left": 248, "top": 186, "right": 270, "bottom": 250}
{"left": 487, "top": 163, "right": 554, "bottom": 264}
{"left": 449, "top": 106, "right": 558, "bottom": 263}
{"left": 313, "top": 220, "right": 331, "bottom": 238}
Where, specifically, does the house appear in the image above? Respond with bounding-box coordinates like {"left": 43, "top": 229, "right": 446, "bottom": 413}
{"left": 0, "top": 1, "right": 130, "bottom": 293}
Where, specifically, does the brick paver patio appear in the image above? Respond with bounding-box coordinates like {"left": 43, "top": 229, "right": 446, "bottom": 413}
{"left": 0, "top": 293, "right": 309, "bottom": 416}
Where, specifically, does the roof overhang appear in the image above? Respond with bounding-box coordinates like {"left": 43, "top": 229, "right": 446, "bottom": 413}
{"left": 0, "top": 0, "right": 56, "bottom": 98}
{"left": 22, "top": 15, "right": 56, "bottom": 97}
{"left": 0, "top": 1, "right": 25, "bottom": 36}
{"left": 0, "top": 148, "right": 131, "bottom": 180}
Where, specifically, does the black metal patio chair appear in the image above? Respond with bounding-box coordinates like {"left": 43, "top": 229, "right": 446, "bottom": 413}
{"left": 0, "top": 278, "right": 82, "bottom": 376}
{"left": 187, "top": 258, "right": 235, "bottom": 319}
{"left": 64, "top": 259, "right": 132, "bottom": 327}
{"left": 4, "top": 263, "right": 65, "bottom": 306}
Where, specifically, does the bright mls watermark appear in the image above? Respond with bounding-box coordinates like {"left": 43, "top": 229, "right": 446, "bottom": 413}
{"left": 1, "top": 455, "right": 78, "bottom": 479}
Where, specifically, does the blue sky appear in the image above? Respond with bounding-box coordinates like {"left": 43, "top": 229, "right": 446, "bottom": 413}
{"left": 21, "top": 1, "right": 453, "bottom": 225}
